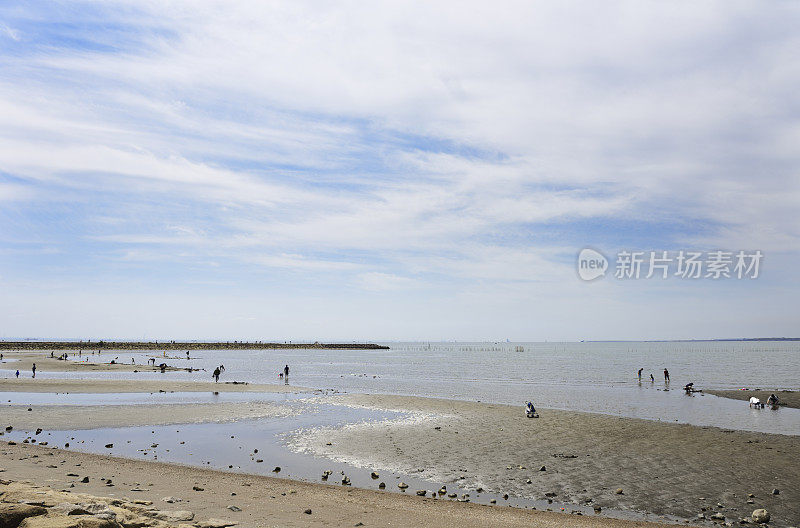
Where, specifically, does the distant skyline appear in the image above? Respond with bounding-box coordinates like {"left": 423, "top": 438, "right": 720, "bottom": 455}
{"left": 1, "top": 2, "right": 798, "bottom": 341}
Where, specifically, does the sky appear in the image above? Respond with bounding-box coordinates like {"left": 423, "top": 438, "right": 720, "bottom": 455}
{"left": 0, "top": 1, "right": 798, "bottom": 341}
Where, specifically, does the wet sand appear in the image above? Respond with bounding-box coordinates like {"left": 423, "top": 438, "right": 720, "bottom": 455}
{"left": 1, "top": 442, "right": 684, "bottom": 528}
{"left": 1, "top": 350, "right": 199, "bottom": 374}
{"left": 0, "top": 401, "right": 297, "bottom": 430}
{"left": 288, "top": 394, "right": 799, "bottom": 526}
{"left": 706, "top": 389, "right": 800, "bottom": 409}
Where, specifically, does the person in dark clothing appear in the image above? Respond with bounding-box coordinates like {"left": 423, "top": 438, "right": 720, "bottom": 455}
{"left": 213, "top": 367, "right": 221, "bottom": 383}
{"left": 663, "top": 368, "right": 670, "bottom": 382}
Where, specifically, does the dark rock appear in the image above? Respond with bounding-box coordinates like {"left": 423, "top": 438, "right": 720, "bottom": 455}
{"left": 0, "top": 503, "right": 48, "bottom": 528}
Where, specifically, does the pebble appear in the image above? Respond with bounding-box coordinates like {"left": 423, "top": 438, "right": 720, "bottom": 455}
{"left": 540, "top": 466, "right": 546, "bottom": 471}
{"left": 227, "top": 506, "right": 241, "bottom": 512}
{"left": 378, "top": 482, "right": 386, "bottom": 489}
{"left": 370, "top": 471, "right": 379, "bottom": 479}
{"left": 416, "top": 490, "right": 426, "bottom": 496}
{"left": 615, "top": 488, "right": 624, "bottom": 495}
{"left": 771, "top": 489, "right": 779, "bottom": 495}
{"left": 304, "top": 509, "right": 312, "bottom": 515}
{"left": 398, "top": 482, "right": 408, "bottom": 490}
{"left": 193, "top": 486, "right": 204, "bottom": 491}
{"left": 272, "top": 467, "right": 281, "bottom": 473}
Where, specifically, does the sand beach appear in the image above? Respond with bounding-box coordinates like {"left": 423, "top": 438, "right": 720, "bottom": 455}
{"left": 1, "top": 349, "right": 797, "bottom": 527}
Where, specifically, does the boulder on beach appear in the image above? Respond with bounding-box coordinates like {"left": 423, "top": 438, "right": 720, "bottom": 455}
{"left": 751, "top": 509, "right": 770, "bottom": 524}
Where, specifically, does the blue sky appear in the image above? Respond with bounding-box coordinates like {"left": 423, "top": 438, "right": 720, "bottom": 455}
{"left": 1, "top": 1, "right": 798, "bottom": 341}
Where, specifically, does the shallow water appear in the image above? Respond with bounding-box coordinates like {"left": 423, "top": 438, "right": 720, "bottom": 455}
{"left": 2, "top": 404, "right": 688, "bottom": 525}
{"left": 4, "top": 341, "right": 798, "bottom": 434}
{"left": 0, "top": 390, "right": 310, "bottom": 407}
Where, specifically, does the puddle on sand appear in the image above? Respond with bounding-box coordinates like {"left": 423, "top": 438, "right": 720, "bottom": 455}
{"left": 3, "top": 401, "right": 689, "bottom": 526}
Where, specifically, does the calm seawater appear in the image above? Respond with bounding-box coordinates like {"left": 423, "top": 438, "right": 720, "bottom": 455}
{"left": 4, "top": 341, "right": 799, "bottom": 434}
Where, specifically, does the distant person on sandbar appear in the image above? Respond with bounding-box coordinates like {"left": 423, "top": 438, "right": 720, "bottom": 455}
{"left": 767, "top": 394, "right": 779, "bottom": 406}
{"left": 650, "top": 373, "right": 654, "bottom": 382}
{"left": 15, "top": 369, "right": 20, "bottom": 378}
{"left": 663, "top": 368, "right": 670, "bottom": 382}
{"left": 213, "top": 367, "right": 221, "bottom": 383}
{"left": 32, "top": 363, "right": 36, "bottom": 378}
{"left": 638, "top": 368, "right": 643, "bottom": 381}
{"left": 187, "top": 351, "right": 190, "bottom": 359}
{"left": 284, "top": 364, "right": 289, "bottom": 377}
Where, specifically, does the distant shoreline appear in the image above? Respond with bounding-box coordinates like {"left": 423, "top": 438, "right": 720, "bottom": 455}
{"left": 0, "top": 341, "right": 389, "bottom": 350}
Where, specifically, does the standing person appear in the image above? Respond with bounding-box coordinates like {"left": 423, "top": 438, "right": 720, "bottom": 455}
{"left": 637, "top": 368, "right": 643, "bottom": 381}
{"left": 15, "top": 369, "right": 20, "bottom": 378}
{"left": 213, "top": 367, "right": 221, "bottom": 383}
{"left": 284, "top": 364, "right": 289, "bottom": 377}
{"left": 187, "top": 351, "right": 190, "bottom": 359}
{"left": 663, "top": 368, "right": 670, "bottom": 382}
{"left": 650, "top": 373, "right": 654, "bottom": 382}
{"left": 32, "top": 363, "right": 36, "bottom": 378}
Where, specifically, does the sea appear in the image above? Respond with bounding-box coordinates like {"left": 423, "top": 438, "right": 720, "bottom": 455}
{"left": 5, "top": 340, "right": 798, "bottom": 435}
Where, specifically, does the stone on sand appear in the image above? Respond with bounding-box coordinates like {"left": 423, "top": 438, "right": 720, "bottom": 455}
{"left": 751, "top": 509, "right": 770, "bottom": 524}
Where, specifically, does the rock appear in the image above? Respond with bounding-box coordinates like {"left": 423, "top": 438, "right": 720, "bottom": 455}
{"left": 378, "top": 482, "right": 385, "bottom": 489}
{"left": 526, "top": 479, "right": 532, "bottom": 484}
{"left": 151, "top": 510, "right": 195, "bottom": 522}
{"left": 539, "top": 466, "right": 546, "bottom": 471}
{"left": 489, "top": 499, "right": 496, "bottom": 504}
{"left": 161, "top": 497, "right": 181, "bottom": 504}
{"left": 226, "top": 506, "right": 241, "bottom": 512}
{"left": 370, "top": 472, "right": 379, "bottom": 479}
{"left": 272, "top": 467, "right": 280, "bottom": 473}
{"left": 397, "top": 482, "right": 408, "bottom": 490}
{"left": 0, "top": 503, "right": 48, "bottom": 528}
{"left": 196, "top": 520, "right": 238, "bottom": 528}
{"left": 416, "top": 490, "right": 426, "bottom": 496}
{"left": 751, "top": 509, "right": 769, "bottom": 524}
{"left": 192, "top": 486, "right": 204, "bottom": 491}
{"left": 303, "top": 510, "right": 312, "bottom": 515}
{"left": 81, "top": 478, "right": 89, "bottom": 484}
{"left": 447, "top": 493, "right": 457, "bottom": 499}
{"left": 615, "top": 488, "right": 624, "bottom": 495}
{"left": 51, "top": 504, "right": 94, "bottom": 516}
{"left": 593, "top": 506, "right": 602, "bottom": 512}
{"left": 104, "top": 444, "right": 113, "bottom": 449}
{"left": 771, "top": 489, "right": 779, "bottom": 495}
{"left": 20, "top": 517, "right": 120, "bottom": 528}
{"left": 711, "top": 513, "right": 725, "bottom": 521}
{"left": 503, "top": 494, "right": 509, "bottom": 500}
